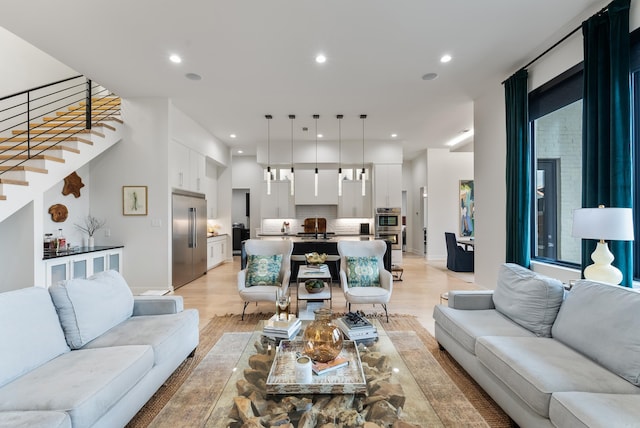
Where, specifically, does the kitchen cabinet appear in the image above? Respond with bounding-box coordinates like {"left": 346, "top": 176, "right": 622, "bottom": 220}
{"left": 44, "top": 246, "right": 123, "bottom": 288}
{"left": 169, "top": 140, "right": 206, "bottom": 193}
{"left": 206, "top": 160, "right": 218, "bottom": 218}
{"left": 294, "top": 169, "right": 339, "bottom": 205}
{"left": 207, "top": 235, "right": 227, "bottom": 269}
{"left": 338, "top": 180, "right": 372, "bottom": 218}
{"left": 374, "top": 164, "right": 402, "bottom": 208}
{"left": 261, "top": 181, "right": 295, "bottom": 218}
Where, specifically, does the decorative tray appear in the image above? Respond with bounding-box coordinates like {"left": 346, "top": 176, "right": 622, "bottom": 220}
{"left": 266, "top": 340, "right": 367, "bottom": 395}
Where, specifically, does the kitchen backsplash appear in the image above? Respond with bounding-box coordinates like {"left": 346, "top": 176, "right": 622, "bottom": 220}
{"left": 261, "top": 217, "right": 372, "bottom": 235}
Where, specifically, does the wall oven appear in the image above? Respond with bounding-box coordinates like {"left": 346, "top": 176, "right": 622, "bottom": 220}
{"left": 375, "top": 208, "right": 401, "bottom": 249}
{"left": 375, "top": 207, "right": 401, "bottom": 231}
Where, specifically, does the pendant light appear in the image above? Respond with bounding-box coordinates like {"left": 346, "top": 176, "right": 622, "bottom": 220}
{"left": 360, "top": 114, "right": 367, "bottom": 196}
{"left": 289, "top": 115, "right": 295, "bottom": 196}
{"left": 337, "top": 114, "right": 343, "bottom": 197}
{"left": 313, "top": 114, "right": 320, "bottom": 197}
{"left": 265, "top": 114, "right": 272, "bottom": 195}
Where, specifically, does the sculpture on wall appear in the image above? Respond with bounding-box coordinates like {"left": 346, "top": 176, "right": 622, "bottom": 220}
{"left": 48, "top": 204, "right": 69, "bottom": 223}
{"left": 62, "top": 172, "right": 85, "bottom": 198}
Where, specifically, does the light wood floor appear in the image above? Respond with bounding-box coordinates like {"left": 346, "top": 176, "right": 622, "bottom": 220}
{"left": 173, "top": 253, "right": 483, "bottom": 335}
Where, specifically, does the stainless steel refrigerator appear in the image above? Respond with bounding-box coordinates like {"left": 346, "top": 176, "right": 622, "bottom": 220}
{"left": 172, "top": 191, "right": 207, "bottom": 289}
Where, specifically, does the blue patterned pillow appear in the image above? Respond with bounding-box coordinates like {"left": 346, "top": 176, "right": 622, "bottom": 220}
{"left": 345, "top": 256, "right": 380, "bottom": 287}
{"left": 246, "top": 254, "right": 283, "bottom": 286}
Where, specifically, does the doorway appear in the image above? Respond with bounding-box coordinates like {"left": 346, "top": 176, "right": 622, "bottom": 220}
{"left": 232, "top": 189, "right": 250, "bottom": 255}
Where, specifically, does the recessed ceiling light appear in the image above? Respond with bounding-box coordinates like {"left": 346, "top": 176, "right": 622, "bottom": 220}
{"left": 391, "top": 134, "right": 398, "bottom": 138}
{"left": 440, "top": 54, "right": 452, "bottom": 63}
{"left": 315, "top": 54, "right": 327, "bottom": 64}
{"left": 230, "top": 134, "right": 237, "bottom": 139}
{"left": 237, "top": 150, "right": 243, "bottom": 154}
{"left": 422, "top": 72, "right": 438, "bottom": 81}
{"left": 317, "top": 134, "right": 323, "bottom": 138}
{"left": 169, "top": 54, "right": 182, "bottom": 64}
{"left": 185, "top": 73, "right": 201, "bottom": 81}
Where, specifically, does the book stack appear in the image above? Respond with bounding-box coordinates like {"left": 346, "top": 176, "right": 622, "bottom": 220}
{"left": 312, "top": 355, "right": 349, "bottom": 375}
{"left": 263, "top": 315, "right": 302, "bottom": 341}
{"left": 334, "top": 312, "right": 378, "bottom": 342}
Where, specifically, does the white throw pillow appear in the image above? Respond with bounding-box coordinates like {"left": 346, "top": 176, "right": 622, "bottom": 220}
{"left": 49, "top": 270, "right": 134, "bottom": 349}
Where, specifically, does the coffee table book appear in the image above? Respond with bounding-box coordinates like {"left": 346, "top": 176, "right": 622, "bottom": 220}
{"left": 266, "top": 340, "right": 366, "bottom": 395}
{"left": 262, "top": 315, "right": 301, "bottom": 339}
{"left": 334, "top": 317, "right": 378, "bottom": 342}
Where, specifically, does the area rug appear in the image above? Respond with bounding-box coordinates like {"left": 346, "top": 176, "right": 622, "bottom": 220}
{"left": 126, "top": 314, "right": 511, "bottom": 428}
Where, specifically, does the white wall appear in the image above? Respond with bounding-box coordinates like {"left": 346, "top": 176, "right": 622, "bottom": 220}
{"left": 0, "top": 203, "right": 35, "bottom": 291}
{"left": 426, "top": 148, "right": 474, "bottom": 260}
{"left": 473, "top": 86, "right": 507, "bottom": 288}
{"left": 403, "top": 153, "right": 428, "bottom": 255}
{"left": 231, "top": 155, "right": 265, "bottom": 238}
{"left": 0, "top": 27, "right": 76, "bottom": 98}
{"left": 90, "top": 98, "right": 171, "bottom": 292}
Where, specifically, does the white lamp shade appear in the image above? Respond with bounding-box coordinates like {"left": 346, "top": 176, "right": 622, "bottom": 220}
{"left": 572, "top": 207, "right": 634, "bottom": 241}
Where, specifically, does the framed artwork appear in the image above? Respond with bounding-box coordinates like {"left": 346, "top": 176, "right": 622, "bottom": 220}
{"left": 459, "top": 180, "right": 474, "bottom": 237}
{"left": 122, "top": 186, "right": 148, "bottom": 216}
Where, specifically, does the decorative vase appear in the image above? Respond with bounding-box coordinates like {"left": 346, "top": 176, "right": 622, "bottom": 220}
{"left": 88, "top": 236, "right": 95, "bottom": 248}
{"left": 303, "top": 308, "right": 343, "bottom": 363}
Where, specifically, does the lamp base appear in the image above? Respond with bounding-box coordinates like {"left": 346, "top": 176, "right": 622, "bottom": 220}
{"left": 584, "top": 241, "right": 622, "bottom": 285}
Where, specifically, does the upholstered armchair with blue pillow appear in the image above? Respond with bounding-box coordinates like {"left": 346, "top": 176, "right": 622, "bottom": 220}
{"left": 337, "top": 240, "right": 393, "bottom": 322}
{"left": 238, "top": 239, "right": 293, "bottom": 320}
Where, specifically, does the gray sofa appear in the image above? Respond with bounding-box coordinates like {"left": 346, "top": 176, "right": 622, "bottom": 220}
{"left": 433, "top": 263, "right": 640, "bottom": 428}
{"left": 0, "top": 270, "right": 199, "bottom": 428}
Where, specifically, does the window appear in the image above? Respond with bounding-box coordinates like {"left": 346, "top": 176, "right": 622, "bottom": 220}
{"left": 529, "top": 65, "right": 583, "bottom": 266}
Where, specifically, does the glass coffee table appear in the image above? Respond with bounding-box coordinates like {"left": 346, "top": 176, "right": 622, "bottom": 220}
{"left": 202, "top": 319, "right": 444, "bottom": 426}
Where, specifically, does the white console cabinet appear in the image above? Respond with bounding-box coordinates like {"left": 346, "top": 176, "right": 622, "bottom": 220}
{"left": 44, "top": 246, "right": 123, "bottom": 288}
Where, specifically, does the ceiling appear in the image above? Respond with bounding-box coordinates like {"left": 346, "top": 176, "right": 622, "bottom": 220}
{"left": 0, "top": 0, "right": 604, "bottom": 160}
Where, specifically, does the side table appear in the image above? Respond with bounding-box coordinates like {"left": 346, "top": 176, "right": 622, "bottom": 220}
{"left": 297, "top": 264, "right": 332, "bottom": 317}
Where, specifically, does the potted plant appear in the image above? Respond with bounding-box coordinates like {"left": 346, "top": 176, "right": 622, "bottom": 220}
{"left": 75, "top": 215, "right": 106, "bottom": 248}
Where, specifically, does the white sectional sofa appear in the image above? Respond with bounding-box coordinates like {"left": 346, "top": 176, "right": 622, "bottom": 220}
{"left": 433, "top": 263, "right": 640, "bottom": 428}
{"left": 0, "top": 270, "right": 199, "bottom": 428}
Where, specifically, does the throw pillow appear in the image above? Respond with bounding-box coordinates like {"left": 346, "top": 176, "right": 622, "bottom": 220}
{"left": 48, "top": 270, "right": 134, "bottom": 349}
{"left": 493, "top": 263, "right": 565, "bottom": 337}
{"left": 345, "top": 256, "right": 380, "bottom": 287}
{"left": 246, "top": 254, "right": 283, "bottom": 286}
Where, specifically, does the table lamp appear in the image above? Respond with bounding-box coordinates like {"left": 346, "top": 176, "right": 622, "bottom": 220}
{"left": 572, "top": 206, "right": 634, "bottom": 285}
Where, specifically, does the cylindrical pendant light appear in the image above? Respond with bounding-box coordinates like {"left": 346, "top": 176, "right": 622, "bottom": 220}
{"left": 313, "top": 114, "right": 319, "bottom": 197}
{"left": 289, "top": 114, "right": 295, "bottom": 196}
{"left": 360, "top": 114, "right": 367, "bottom": 196}
{"left": 265, "top": 114, "right": 272, "bottom": 195}
{"left": 337, "top": 114, "right": 343, "bottom": 197}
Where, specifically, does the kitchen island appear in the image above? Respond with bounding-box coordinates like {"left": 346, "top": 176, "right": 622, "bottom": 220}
{"left": 243, "top": 235, "right": 391, "bottom": 281}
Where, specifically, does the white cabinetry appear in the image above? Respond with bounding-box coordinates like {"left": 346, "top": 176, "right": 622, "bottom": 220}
{"left": 339, "top": 180, "right": 372, "bottom": 218}
{"left": 207, "top": 235, "right": 227, "bottom": 270}
{"left": 261, "top": 181, "right": 295, "bottom": 218}
{"left": 374, "top": 164, "right": 402, "bottom": 208}
{"left": 44, "top": 247, "right": 123, "bottom": 288}
{"left": 205, "top": 160, "right": 218, "bottom": 218}
{"left": 169, "top": 141, "right": 206, "bottom": 193}
{"left": 294, "top": 169, "right": 339, "bottom": 205}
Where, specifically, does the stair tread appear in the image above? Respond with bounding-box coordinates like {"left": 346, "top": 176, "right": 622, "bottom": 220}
{"left": 0, "top": 145, "right": 81, "bottom": 154}
{"left": 0, "top": 178, "right": 29, "bottom": 186}
{"left": 0, "top": 165, "right": 48, "bottom": 174}
{"left": 0, "top": 154, "right": 65, "bottom": 163}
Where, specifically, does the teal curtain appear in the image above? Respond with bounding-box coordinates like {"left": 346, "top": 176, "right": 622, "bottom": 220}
{"left": 504, "top": 69, "right": 531, "bottom": 267}
{"left": 582, "top": 0, "right": 632, "bottom": 286}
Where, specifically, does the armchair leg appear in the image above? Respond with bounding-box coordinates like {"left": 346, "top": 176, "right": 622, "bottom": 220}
{"left": 241, "top": 302, "right": 250, "bottom": 321}
{"left": 382, "top": 304, "right": 388, "bottom": 322}
{"left": 348, "top": 303, "right": 351, "bottom": 312}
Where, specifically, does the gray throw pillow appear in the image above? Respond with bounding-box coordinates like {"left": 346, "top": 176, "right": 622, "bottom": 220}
{"left": 552, "top": 280, "right": 640, "bottom": 386}
{"left": 493, "top": 263, "right": 565, "bottom": 337}
{"left": 49, "top": 270, "right": 134, "bottom": 349}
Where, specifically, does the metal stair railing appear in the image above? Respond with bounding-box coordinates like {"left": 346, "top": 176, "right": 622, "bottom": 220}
{"left": 0, "top": 75, "right": 121, "bottom": 176}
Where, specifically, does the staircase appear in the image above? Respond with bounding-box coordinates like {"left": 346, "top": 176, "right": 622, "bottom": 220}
{"left": 0, "top": 76, "right": 123, "bottom": 223}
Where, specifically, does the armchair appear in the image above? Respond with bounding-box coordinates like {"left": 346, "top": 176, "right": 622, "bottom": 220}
{"left": 238, "top": 239, "right": 293, "bottom": 320}
{"left": 444, "top": 232, "right": 474, "bottom": 272}
{"left": 337, "top": 240, "right": 393, "bottom": 322}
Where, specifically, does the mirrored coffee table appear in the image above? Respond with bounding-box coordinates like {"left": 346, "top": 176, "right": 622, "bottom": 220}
{"left": 202, "top": 319, "right": 444, "bottom": 427}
